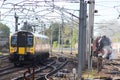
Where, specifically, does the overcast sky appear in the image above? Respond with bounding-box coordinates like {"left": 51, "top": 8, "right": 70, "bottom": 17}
{"left": 0, "top": 0, "right": 120, "bottom": 33}
{"left": 95, "top": 0, "right": 120, "bottom": 22}
{"left": 94, "top": 0, "right": 120, "bottom": 36}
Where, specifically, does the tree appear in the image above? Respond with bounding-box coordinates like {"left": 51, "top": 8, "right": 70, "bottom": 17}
{"left": 0, "top": 23, "right": 10, "bottom": 37}
{"left": 0, "top": 23, "right": 10, "bottom": 50}
{"left": 72, "top": 28, "right": 78, "bottom": 47}
{"left": 63, "top": 23, "right": 71, "bottom": 45}
{"left": 48, "top": 22, "right": 60, "bottom": 43}
{"left": 44, "top": 20, "right": 79, "bottom": 48}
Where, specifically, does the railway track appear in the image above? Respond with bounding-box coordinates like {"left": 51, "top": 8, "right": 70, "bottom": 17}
{"left": 0, "top": 67, "right": 24, "bottom": 76}
{"left": 0, "top": 66, "right": 14, "bottom": 73}
{"left": 92, "top": 58, "right": 120, "bottom": 79}
{"left": 0, "top": 54, "right": 14, "bottom": 69}
{"left": 11, "top": 57, "right": 68, "bottom": 80}
{"left": 1, "top": 57, "right": 56, "bottom": 80}
{"left": 0, "top": 54, "right": 10, "bottom": 63}
{"left": 37, "top": 57, "right": 68, "bottom": 80}
{"left": 0, "top": 65, "right": 26, "bottom": 80}
{"left": 0, "top": 52, "right": 76, "bottom": 80}
{"left": 103, "top": 59, "right": 120, "bottom": 75}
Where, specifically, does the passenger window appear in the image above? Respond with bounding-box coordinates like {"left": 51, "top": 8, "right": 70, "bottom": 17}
{"left": 27, "top": 36, "right": 33, "bottom": 46}
{"left": 11, "top": 36, "right": 17, "bottom": 46}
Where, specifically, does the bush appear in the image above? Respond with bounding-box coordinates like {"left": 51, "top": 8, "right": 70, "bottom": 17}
{"left": 63, "top": 45, "right": 70, "bottom": 48}
{"left": 53, "top": 41, "right": 58, "bottom": 48}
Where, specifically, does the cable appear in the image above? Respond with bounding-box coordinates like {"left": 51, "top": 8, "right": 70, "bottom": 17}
{"left": 1, "top": 0, "right": 80, "bottom": 26}
{"left": 44, "top": 0, "right": 79, "bottom": 19}
{"left": 95, "top": 3, "right": 114, "bottom": 8}
{"left": 1, "top": 9, "right": 13, "bottom": 20}
{"left": 96, "top": 0, "right": 120, "bottom": 3}
{"left": 0, "top": 0, "right": 7, "bottom": 8}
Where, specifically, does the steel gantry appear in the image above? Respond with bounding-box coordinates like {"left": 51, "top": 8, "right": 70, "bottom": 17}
{"left": 0, "top": 0, "right": 95, "bottom": 79}
{"left": 78, "top": 0, "right": 95, "bottom": 79}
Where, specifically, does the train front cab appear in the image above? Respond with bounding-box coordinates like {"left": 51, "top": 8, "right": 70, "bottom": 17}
{"left": 9, "top": 31, "right": 35, "bottom": 66}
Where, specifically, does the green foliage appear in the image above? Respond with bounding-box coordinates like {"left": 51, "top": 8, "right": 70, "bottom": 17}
{"left": 0, "top": 23, "right": 10, "bottom": 50}
{"left": 72, "top": 29, "right": 78, "bottom": 47}
{"left": 44, "top": 21, "right": 78, "bottom": 48}
{"left": 53, "top": 41, "right": 58, "bottom": 48}
{"left": 63, "top": 24, "right": 71, "bottom": 45}
{"left": 44, "top": 27, "right": 51, "bottom": 38}
{"left": 63, "top": 24, "right": 71, "bottom": 36}
{"left": 111, "top": 33, "right": 120, "bottom": 42}
{"left": 46, "top": 22, "right": 60, "bottom": 43}
{"left": 63, "top": 45, "right": 70, "bottom": 48}
{"left": 52, "top": 23, "right": 60, "bottom": 42}
{"left": 0, "top": 23, "right": 10, "bottom": 37}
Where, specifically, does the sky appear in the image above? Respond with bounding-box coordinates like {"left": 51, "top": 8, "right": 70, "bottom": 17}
{"left": 95, "top": 0, "right": 120, "bottom": 22}
{"left": 94, "top": 0, "right": 120, "bottom": 36}
{"left": 0, "top": 0, "right": 80, "bottom": 32}
{"left": 0, "top": 0, "right": 120, "bottom": 34}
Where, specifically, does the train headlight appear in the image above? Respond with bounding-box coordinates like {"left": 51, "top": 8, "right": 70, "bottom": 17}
{"left": 27, "top": 48, "right": 33, "bottom": 52}
{"left": 30, "top": 49, "right": 33, "bottom": 52}
{"left": 11, "top": 49, "right": 14, "bottom": 52}
{"left": 10, "top": 48, "right": 17, "bottom": 52}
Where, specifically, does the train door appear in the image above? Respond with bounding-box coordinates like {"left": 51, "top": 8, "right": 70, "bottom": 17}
{"left": 17, "top": 32, "right": 27, "bottom": 54}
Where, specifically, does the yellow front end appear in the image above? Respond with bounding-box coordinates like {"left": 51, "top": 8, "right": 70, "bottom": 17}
{"left": 18, "top": 47, "right": 34, "bottom": 55}
{"left": 18, "top": 47, "right": 25, "bottom": 54}
{"left": 10, "top": 47, "right": 34, "bottom": 54}
{"left": 9, "top": 47, "right": 16, "bottom": 54}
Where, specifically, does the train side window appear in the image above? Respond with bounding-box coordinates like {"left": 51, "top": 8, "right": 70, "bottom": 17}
{"left": 11, "top": 36, "right": 17, "bottom": 46}
{"left": 27, "top": 36, "right": 33, "bottom": 46}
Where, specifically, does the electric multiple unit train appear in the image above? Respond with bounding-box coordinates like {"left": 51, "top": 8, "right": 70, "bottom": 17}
{"left": 9, "top": 31, "right": 50, "bottom": 66}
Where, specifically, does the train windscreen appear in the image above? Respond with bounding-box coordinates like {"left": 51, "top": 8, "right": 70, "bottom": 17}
{"left": 17, "top": 32, "right": 27, "bottom": 47}
{"left": 17, "top": 32, "right": 33, "bottom": 47}
{"left": 11, "top": 36, "right": 17, "bottom": 47}
{"left": 11, "top": 32, "right": 33, "bottom": 47}
{"left": 27, "top": 35, "right": 33, "bottom": 47}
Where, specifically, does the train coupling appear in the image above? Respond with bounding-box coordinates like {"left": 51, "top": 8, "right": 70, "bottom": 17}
{"left": 19, "top": 55, "right": 24, "bottom": 61}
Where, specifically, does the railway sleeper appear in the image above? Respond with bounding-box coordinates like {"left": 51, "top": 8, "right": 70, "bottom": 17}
{"left": 58, "top": 57, "right": 67, "bottom": 62}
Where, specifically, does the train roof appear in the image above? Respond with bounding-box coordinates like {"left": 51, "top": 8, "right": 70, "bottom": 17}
{"left": 33, "top": 33, "right": 49, "bottom": 39}
{"left": 10, "top": 30, "right": 49, "bottom": 39}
